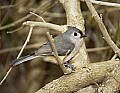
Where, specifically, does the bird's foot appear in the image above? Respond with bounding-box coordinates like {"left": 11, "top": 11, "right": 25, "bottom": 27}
{"left": 63, "top": 62, "right": 75, "bottom": 70}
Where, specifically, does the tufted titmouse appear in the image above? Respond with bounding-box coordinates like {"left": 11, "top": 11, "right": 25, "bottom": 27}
{"left": 10, "top": 26, "right": 86, "bottom": 69}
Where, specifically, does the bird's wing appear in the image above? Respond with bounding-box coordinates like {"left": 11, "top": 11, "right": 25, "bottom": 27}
{"left": 63, "top": 39, "right": 83, "bottom": 62}
{"left": 35, "top": 43, "right": 53, "bottom": 56}
{"left": 54, "top": 35, "right": 75, "bottom": 56}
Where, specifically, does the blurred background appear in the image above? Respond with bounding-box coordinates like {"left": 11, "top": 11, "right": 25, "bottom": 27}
{"left": 0, "top": 0, "right": 120, "bottom": 93}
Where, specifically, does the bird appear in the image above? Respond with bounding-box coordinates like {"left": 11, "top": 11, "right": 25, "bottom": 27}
{"left": 10, "top": 26, "right": 86, "bottom": 70}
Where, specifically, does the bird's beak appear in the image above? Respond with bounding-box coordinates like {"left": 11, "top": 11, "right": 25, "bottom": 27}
{"left": 81, "top": 35, "right": 87, "bottom": 38}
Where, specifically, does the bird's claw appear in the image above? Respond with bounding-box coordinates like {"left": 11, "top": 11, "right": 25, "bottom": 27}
{"left": 63, "top": 62, "right": 75, "bottom": 70}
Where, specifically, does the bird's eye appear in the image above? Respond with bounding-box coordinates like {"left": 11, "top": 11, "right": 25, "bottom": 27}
{"left": 74, "top": 32, "right": 78, "bottom": 36}
{"left": 72, "top": 32, "right": 81, "bottom": 38}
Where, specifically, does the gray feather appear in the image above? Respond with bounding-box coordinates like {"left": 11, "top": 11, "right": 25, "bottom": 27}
{"left": 10, "top": 54, "right": 40, "bottom": 66}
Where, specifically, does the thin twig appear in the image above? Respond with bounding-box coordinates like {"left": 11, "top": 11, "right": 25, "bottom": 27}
{"left": 81, "top": 0, "right": 120, "bottom": 8}
{"left": 17, "top": 26, "right": 33, "bottom": 58}
{"left": 0, "top": 67, "right": 12, "bottom": 85}
{"left": 111, "top": 54, "right": 118, "bottom": 60}
{"left": 46, "top": 32, "right": 72, "bottom": 74}
{"left": 30, "top": 12, "right": 46, "bottom": 23}
{"left": 0, "top": 26, "right": 34, "bottom": 85}
{"left": 7, "top": 26, "right": 24, "bottom": 34}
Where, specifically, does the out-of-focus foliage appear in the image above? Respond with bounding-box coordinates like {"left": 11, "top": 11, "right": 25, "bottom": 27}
{"left": 0, "top": 0, "right": 120, "bottom": 93}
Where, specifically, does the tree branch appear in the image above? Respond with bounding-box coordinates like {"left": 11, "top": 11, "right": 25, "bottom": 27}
{"left": 22, "top": 21, "right": 67, "bottom": 33}
{"left": 84, "top": 0, "right": 120, "bottom": 57}
{"left": 35, "top": 60, "right": 120, "bottom": 93}
{"left": 98, "top": 65, "right": 120, "bottom": 93}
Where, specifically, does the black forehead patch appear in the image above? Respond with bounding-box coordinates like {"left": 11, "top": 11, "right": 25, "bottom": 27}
{"left": 67, "top": 26, "right": 83, "bottom": 35}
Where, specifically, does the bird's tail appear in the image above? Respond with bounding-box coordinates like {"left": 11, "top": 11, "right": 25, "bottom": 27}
{"left": 10, "top": 54, "right": 40, "bottom": 66}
